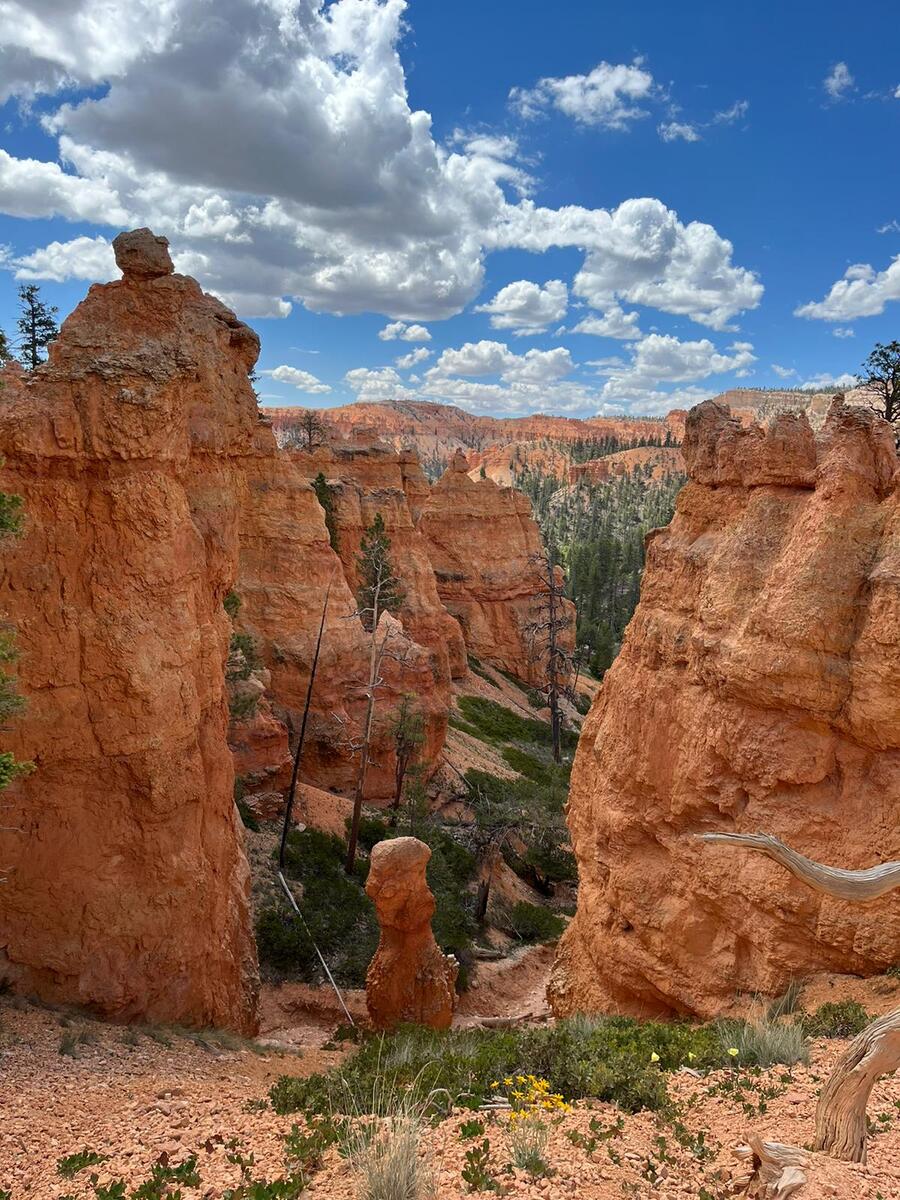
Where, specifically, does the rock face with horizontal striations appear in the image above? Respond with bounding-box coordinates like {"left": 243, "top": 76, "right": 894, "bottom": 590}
{"left": 365, "top": 836, "right": 458, "bottom": 1030}
{"left": 231, "top": 439, "right": 455, "bottom": 802}
{"left": 0, "top": 231, "right": 260, "bottom": 1031}
{"left": 550, "top": 397, "right": 900, "bottom": 1020}
{"left": 419, "top": 450, "right": 576, "bottom": 684}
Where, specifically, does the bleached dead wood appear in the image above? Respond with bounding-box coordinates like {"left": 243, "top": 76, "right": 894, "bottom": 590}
{"left": 732, "top": 1135, "right": 809, "bottom": 1198}
{"left": 813, "top": 1008, "right": 900, "bottom": 1162}
{"left": 696, "top": 832, "right": 900, "bottom": 902}
{"left": 699, "top": 830, "right": 900, "bottom": 1163}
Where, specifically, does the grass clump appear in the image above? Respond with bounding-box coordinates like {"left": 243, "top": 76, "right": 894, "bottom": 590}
{"left": 269, "top": 1012, "right": 800, "bottom": 1121}
{"left": 801, "top": 1000, "right": 871, "bottom": 1039}
{"left": 716, "top": 1012, "right": 808, "bottom": 1068}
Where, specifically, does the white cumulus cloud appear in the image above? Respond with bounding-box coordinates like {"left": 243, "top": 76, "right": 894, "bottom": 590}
{"left": 475, "top": 278, "right": 567, "bottom": 333}
{"left": 795, "top": 256, "right": 900, "bottom": 321}
{"left": 11, "top": 234, "right": 117, "bottom": 281}
{"left": 395, "top": 347, "right": 431, "bottom": 369}
{"left": 378, "top": 321, "right": 432, "bottom": 342}
{"left": 569, "top": 305, "right": 642, "bottom": 340}
{"left": 824, "top": 61, "right": 854, "bottom": 100}
{"left": 264, "top": 365, "right": 331, "bottom": 394}
{"left": 658, "top": 121, "right": 701, "bottom": 143}
{"left": 509, "top": 59, "right": 655, "bottom": 129}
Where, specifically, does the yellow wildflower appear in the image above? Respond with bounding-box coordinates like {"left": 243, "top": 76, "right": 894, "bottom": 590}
{"left": 650, "top": 1052, "right": 660, "bottom": 1063}
{"left": 728, "top": 1048, "right": 739, "bottom": 1058}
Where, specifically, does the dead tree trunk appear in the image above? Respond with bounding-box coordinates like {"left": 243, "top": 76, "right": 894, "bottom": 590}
{"left": 698, "top": 830, "right": 900, "bottom": 1163}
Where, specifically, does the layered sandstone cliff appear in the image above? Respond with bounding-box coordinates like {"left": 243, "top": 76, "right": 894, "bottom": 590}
{"left": 231, "top": 435, "right": 452, "bottom": 803}
{"left": 0, "top": 230, "right": 259, "bottom": 1031}
{"left": 268, "top": 399, "right": 685, "bottom": 463}
{"left": 568, "top": 446, "right": 685, "bottom": 484}
{"left": 551, "top": 397, "right": 900, "bottom": 1020}
{"left": 420, "top": 451, "right": 575, "bottom": 684}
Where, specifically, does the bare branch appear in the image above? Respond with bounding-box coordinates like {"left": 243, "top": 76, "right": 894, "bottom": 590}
{"left": 696, "top": 831, "right": 900, "bottom": 902}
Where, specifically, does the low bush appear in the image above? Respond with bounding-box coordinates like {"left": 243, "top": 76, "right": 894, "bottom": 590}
{"left": 499, "top": 901, "right": 566, "bottom": 944}
{"left": 269, "top": 1012, "right": 802, "bottom": 1120}
{"left": 227, "top": 632, "right": 260, "bottom": 681}
{"left": 456, "top": 696, "right": 578, "bottom": 752}
{"left": 255, "top": 827, "right": 378, "bottom": 986}
{"left": 801, "top": 1000, "right": 871, "bottom": 1039}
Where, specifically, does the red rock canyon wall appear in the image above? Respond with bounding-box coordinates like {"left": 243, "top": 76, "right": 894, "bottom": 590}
{"left": 551, "top": 397, "right": 900, "bottom": 1019}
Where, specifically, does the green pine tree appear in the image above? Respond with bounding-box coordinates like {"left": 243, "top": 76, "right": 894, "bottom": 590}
{"left": 356, "top": 512, "right": 404, "bottom": 631}
{"left": 16, "top": 284, "right": 59, "bottom": 370}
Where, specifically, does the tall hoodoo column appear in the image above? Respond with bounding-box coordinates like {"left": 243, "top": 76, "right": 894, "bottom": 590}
{"left": 0, "top": 229, "right": 260, "bottom": 1032}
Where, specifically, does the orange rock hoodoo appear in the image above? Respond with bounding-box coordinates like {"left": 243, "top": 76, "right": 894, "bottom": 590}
{"left": 551, "top": 397, "right": 900, "bottom": 1020}
{"left": 0, "top": 229, "right": 259, "bottom": 1031}
{"left": 365, "top": 836, "right": 458, "bottom": 1030}
{"left": 419, "top": 451, "right": 576, "bottom": 685}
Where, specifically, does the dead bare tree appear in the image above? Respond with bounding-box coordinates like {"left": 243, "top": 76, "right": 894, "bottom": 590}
{"left": 699, "top": 830, "right": 900, "bottom": 1163}
{"left": 275, "top": 408, "right": 328, "bottom": 451}
{"left": 343, "top": 512, "right": 406, "bottom": 874}
{"left": 526, "top": 549, "right": 572, "bottom": 763}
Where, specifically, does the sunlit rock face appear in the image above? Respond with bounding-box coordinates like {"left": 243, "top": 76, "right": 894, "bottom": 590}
{"left": 419, "top": 451, "right": 575, "bottom": 685}
{"left": 551, "top": 397, "right": 900, "bottom": 1020}
{"left": 0, "top": 229, "right": 260, "bottom": 1031}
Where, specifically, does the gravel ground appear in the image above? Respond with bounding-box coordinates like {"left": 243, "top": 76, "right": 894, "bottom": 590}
{"left": 3, "top": 995, "right": 900, "bottom": 1199}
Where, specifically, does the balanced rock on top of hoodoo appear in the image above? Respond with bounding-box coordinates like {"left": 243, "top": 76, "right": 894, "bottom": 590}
{"left": 365, "top": 837, "right": 458, "bottom": 1030}
{"left": 549, "top": 396, "right": 900, "bottom": 1021}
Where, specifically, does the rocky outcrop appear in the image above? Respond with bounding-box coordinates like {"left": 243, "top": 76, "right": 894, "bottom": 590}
{"left": 550, "top": 397, "right": 900, "bottom": 1020}
{"left": 365, "top": 836, "right": 458, "bottom": 1029}
{"left": 419, "top": 451, "right": 575, "bottom": 684}
{"left": 295, "top": 443, "right": 467, "bottom": 681}
{"left": 231, "top": 436, "right": 450, "bottom": 803}
{"left": 0, "top": 229, "right": 259, "bottom": 1031}
{"left": 568, "top": 446, "right": 685, "bottom": 485}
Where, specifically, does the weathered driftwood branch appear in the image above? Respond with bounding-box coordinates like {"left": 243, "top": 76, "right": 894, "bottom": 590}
{"left": 813, "top": 1007, "right": 900, "bottom": 1162}
{"left": 732, "top": 1135, "right": 809, "bottom": 1198}
{"left": 700, "top": 829, "right": 900, "bottom": 1164}
{"left": 696, "top": 831, "right": 900, "bottom": 902}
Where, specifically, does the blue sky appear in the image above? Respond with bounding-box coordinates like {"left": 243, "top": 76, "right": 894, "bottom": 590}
{"left": 0, "top": 0, "right": 898, "bottom": 416}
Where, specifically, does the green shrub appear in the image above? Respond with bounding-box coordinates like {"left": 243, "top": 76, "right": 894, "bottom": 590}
{"left": 257, "top": 822, "right": 477, "bottom": 989}
{"left": 801, "top": 1000, "right": 871, "bottom": 1039}
{"left": 223, "top": 590, "right": 241, "bottom": 620}
{"left": 500, "top": 901, "right": 566, "bottom": 944}
{"left": 456, "top": 696, "right": 577, "bottom": 751}
{"left": 573, "top": 692, "right": 592, "bottom": 716}
{"left": 269, "top": 1013, "right": 795, "bottom": 1121}
{"left": 347, "top": 813, "right": 477, "bottom": 979}
{"left": 255, "top": 828, "right": 378, "bottom": 986}
{"left": 466, "top": 655, "right": 496, "bottom": 684}
{"left": 229, "top": 690, "right": 259, "bottom": 721}
{"left": 228, "top": 632, "right": 260, "bottom": 680}
{"left": 57, "top": 1149, "right": 109, "bottom": 1179}
{"left": 234, "top": 777, "right": 260, "bottom": 831}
